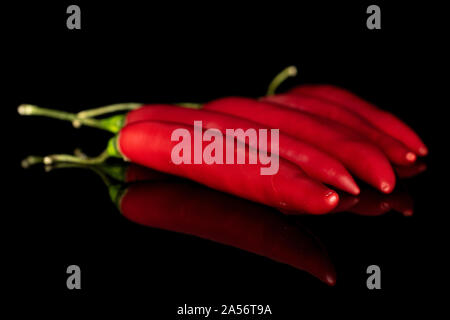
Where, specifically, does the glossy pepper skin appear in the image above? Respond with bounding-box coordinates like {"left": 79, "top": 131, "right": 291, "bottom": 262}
{"left": 124, "top": 105, "right": 359, "bottom": 194}
{"left": 289, "top": 85, "right": 428, "bottom": 156}
{"left": 202, "top": 97, "right": 396, "bottom": 194}
{"left": 117, "top": 180, "right": 336, "bottom": 285}
{"left": 262, "top": 94, "right": 416, "bottom": 165}
{"left": 117, "top": 121, "right": 339, "bottom": 214}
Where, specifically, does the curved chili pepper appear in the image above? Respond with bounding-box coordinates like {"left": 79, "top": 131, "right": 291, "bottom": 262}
{"left": 117, "top": 121, "right": 339, "bottom": 214}
{"left": 202, "top": 97, "right": 396, "bottom": 193}
{"left": 289, "top": 85, "right": 428, "bottom": 156}
{"left": 123, "top": 105, "right": 359, "bottom": 194}
{"left": 262, "top": 94, "right": 416, "bottom": 165}
{"left": 17, "top": 103, "right": 358, "bottom": 194}
{"left": 394, "top": 161, "right": 427, "bottom": 179}
{"left": 280, "top": 187, "right": 413, "bottom": 216}
{"left": 22, "top": 159, "right": 336, "bottom": 284}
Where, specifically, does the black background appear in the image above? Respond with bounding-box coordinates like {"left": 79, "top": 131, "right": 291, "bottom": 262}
{"left": 4, "top": 1, "right": 446, "bottom": 317}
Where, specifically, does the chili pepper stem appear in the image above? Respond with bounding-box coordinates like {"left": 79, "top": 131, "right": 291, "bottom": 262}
{"left": 42, "top": 149, "right": 111, "bottom": 166}
{"left": 25, "top": 137, "right": 122, "bottom": 166}
{"left": 18, "top": 104, "right": 123, "bottom": 133}
{"left": 77, "top": 103, "right": 142, "bottom": 119}
{"left": 176, "top": 102, "right": 204, "bottom": 109}
{"left": 266, "top": 66, "right": 298, "bottom": 96}
{"left": 22, "top": 157, "right": 125, "bottom": 206}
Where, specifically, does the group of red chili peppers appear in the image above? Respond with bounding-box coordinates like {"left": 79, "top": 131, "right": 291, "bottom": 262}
{"left": 20, "top": 66, "right": 427, "bottom": 215}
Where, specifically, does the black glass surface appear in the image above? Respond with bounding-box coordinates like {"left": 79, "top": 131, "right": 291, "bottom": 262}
{"left": 5, "top": 1, "right": 444, "bottom": 317}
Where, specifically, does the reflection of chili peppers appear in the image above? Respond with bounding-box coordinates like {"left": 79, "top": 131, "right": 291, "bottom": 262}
{"left": 394, "top": 161, "right": 427, "bottom": 179}
{"left": 289, "top": 85, "right": 428, "bottom": 156}
{"left": 24, "top": 161, "right": 335, "bottom": 284}
{"left": 118, "top": 162, "right": 170, "bottom": 183}
{"left": 281, "top": 188, "right": 413, "bottom": 217}
{"left": 116, "top": 179, "right": 336, "bottom": 285}
{"left": 339, "top": 188, "right": 413, "bottom": 216}
{"left": 203, "top": 97, "right": 396, "bottom": 193}
{"left": 262, "top": 94, "right": 416, "bottom": 165}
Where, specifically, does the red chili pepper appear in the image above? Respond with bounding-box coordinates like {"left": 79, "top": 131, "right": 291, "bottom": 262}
{"left": 202, "top": 97, "right": 396, "bottom": 193}
{"left": 118, "top": 180, "right": 336, "bottom": 285}
{"left": 262, "top": 94, "right": 417, "bottom": 165}
{"left": 123, "top": 105, "right": 359, "bottom": 194}
{"left": 17, "top": 103, "right": 358, "bottom": 194}
{"left": 115, "top": 121, "right": 339, "bottom": 214}
{"left": 289, "top": 85, "right": 428, "bottom": 156}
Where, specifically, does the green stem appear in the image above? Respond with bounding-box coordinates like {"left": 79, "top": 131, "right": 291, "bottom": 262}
{"left": 77, "top": 103, "right": 142, "bottom": 119}
{"left": 46, "top": 161, "right": 114, "bottom": 184}
{"left": 176, "top": 102, "right": 204, "bottom": 109}
{"left": 23, "top": 156, "right": 126, "bottom": 206}
{"left": 18, "top": 104, "right": 124, "bottom": 133}
{"left": 266, "top": 66, "right": 298, "bottom": 96}
{"left": 42, "top": 149, "right": 111, "bottom": 166}
{"left": 26, "top": 136, "right": 123, "bottom": 166}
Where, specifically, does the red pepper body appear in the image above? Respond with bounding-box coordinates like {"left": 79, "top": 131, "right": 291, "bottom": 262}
{"left": 289, "top": 85, "right": 428, "bottom": 156}
{"left": 119, "top": 180, "right": 336, "bottom": 285}
{"left": 125, "top": 105, "right": 359, "bottom": 194}
{"left": 117, "top": 121, "right": 339, "bottom": 214}
{"left": 262, "top": 94, "right": 416, "bottom": 165}
{"left": 202, "top": 97, "right": 396, "bottom": 193}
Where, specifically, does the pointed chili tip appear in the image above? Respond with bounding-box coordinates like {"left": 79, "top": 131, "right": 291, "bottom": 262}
{"left": 347, "top": 183, "right": 360, "bottom": 196}
{"left": 406, "top": 152, "right": 416, "bottom": 163}
{"left": 338, "top": 175, "right": 360, "bottom": 195}
{"left": 325, "top": 191, "right": 339, "bottom": 207}
{"left": 380, "top": 182, "right": 393, "bottom": 194}
{"left": 418, "top": 146, "right": 428, "bottom": 156}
